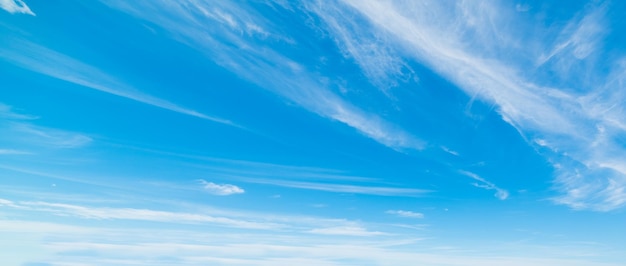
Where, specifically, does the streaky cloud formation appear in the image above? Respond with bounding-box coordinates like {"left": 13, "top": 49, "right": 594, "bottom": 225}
{"left": 101, "top": 0, "right": 424, "bottom": 151}
{"left": 0, "top": 38, "right": 235, "bottom": 126}
{"left": 2, "top": 1, "right": 626, "bottom": 265}
{"left": 0, "top": 149, "right": 30, "bottom": 155}
{"left": 308, "top": 226, "right": 385, "bottom": 237}
{"left": 0, "top": 0, "right": 34, "bottom": 15}
{"left": 333, "top": 0, "right": 626, "bottom": 211}
{"left": 460, "top": 171, "right": 509, "bottom": 200}
{"left": 245, "top": 178, "right": 429, "bottom": 197}
{"left": 1, "top": 102, "right": 91, "bottom": 149}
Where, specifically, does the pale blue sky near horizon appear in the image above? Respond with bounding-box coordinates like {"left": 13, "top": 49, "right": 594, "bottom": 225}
{"left": 1, "top": 0, "right": 626, "bottom": 265}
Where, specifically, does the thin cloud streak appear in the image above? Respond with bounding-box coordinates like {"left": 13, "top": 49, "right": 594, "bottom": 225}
{"left": 0, "top": 103, "right": 38, "bottom": 120}
{"left": 1, "top": 196, "right": 393, "bottom": 239}
{"left": 101, "top": 0, "right": 424, "bottom": 151}
{"left": 460, "top": 171, "right": 509, "bottom": 200}
{"left": 0, "top": 38, "right": 235, "bottom": 127}
{"left": 10, "top": 123, "right": 92, "bottom": 149}
{"left": 4, "top": 199, "right": 281, "bottom": 230}
{"left": 337, "top": 0, "right": 626, "bottom": 210}
{"left": 0, "top": 149, "right": 30, "bottom": 155}
{"left": 245, "top": 179, "right": 430, "bottom": 197}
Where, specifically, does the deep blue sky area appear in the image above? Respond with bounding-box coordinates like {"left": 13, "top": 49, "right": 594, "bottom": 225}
{"left": 1, "top": 1, "right": 626, "bottom": 265}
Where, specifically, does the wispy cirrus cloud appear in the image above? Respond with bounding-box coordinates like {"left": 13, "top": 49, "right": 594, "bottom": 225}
{"left": 0, "top": 196, "right": 393, "bottom": 239}
{"left": 10, "top": 123, "right": 92, "bottom": 149}
{"left": 0, "top": 149, "right": 30, "bottom": 155}
{"left": 0, "top": 38, "right": 234, "bottom": 127}
{"left": 101, "top": 0, "right": 424, "bottom": 151}
{"left": 0, "top": 0, "right": 34, "bottom": 15}
{"left": 309, "top": 226, "right": 385, "bottom": 237}
{"left": 323, "top": 0, "right": 625, "bottom": 211}
{"left": 0, "top": 103, "right": 38, "bottom": 120}
{"left": 460, "top": 171, "right": 509, "bottom": 200}
{"left": 245, "top": 178, "right": 429, "bottom": 197}
{"left": 304, "top": 1, "right": 414, "bottom": 93}
{"left": 2, "top": 218, "right": 617, "bottom": 266}
{"left": 1, "top": 195, "right": 620, "bottom": 266}
{"left": 386, "top": 210, "right": 424, "bottom": 219}
{"left": 198, "top": 180, "right": 244, "bottom": 196}
{"left": 1, "top": 199, "right": 278, "bottom": 229}
{"left": 1, "top": 103, "right": 91, "bottom": 150}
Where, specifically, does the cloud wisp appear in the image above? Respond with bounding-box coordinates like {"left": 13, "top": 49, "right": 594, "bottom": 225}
{"left": 0, "top": 149, "right": 30, "bottom": 155}
{"left": 198, "top": 180, "right": 244, "bottom": 196}
{"left": 460, "top": 171, "right": 509, "bottom": 200}
{"left": 243, "top": 179, "right": 429, "bottom": 197}
{"left": 0, "top": 0, "right": 34, "bottom": 15}
{"left": 0, "top": 38, "right": 234, "bottom": 127}
{"left": 0, "top": 103, "right": 92, "bottom": 150}
{"left": 10, "top": 123, "right": 92, "bottom": 149}
{"left": 1, "top": 216, "right": 617, "bottom": 266}
{"left": 386, "top": 210, "right": 424, "bottom": 219}
{"left": 101, "top": 0, "right": 424, "bottom": 151}
{"left": 308, "top": 226, "right": 385, "bottom": 237}
{"left": 0, "top": 196, "right": 393, "bottom": 239}
{"left": 323, "top": 0, "right": 626, "bottom": 211}
{"left": 1, "top": 198, "right": 279, "bottom": 230}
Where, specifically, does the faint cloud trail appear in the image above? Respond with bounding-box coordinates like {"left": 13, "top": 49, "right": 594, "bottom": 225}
{"left": 0, "top": 38, "right": 237, "bottom": 127}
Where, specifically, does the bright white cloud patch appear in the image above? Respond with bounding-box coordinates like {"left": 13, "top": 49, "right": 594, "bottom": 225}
{"left": 386, "top": 210, "right": 424, "bottom": 218}
{"left": 0, "top": 0, "right": 34, "bottom": 15}
{"left": 199, "top": 180, "right": 245, "bottom": 196}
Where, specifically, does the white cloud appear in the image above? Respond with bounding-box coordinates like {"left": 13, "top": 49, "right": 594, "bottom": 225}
{"left": 460, "top": 171, "right": 509, "bottom": 200}
{"left": 0, "top": 103, "right": 38, "bottom": 120}
{"left": 441, "top": 146, "right": 460, "bottom": 156}
{"left": 0, "top": 103, "right": 91, "bottom": 150}
{"left": 101, "top": 0, "right": 424, "bottom": 152}
{"left": 199, "top": 180, "right": 244, "bottom": 196}
{"left": 11, "top": 123, "right": 92, "bottom": 149}
{"left": 386, "top": 210, "right": 424, "bottom": 219}
{"left": 309, "top": 226, "right": 385, "bottom": 237}
{"left": 0, "top": 0, "right": 34, "bottom": 15}
{"left": 0, "top": 149, "right": 30, "bottom": 155}
{"left": 0, "top": 198, "right": 17, "bottom": 207}
{"left": 24, "top": 234, "right": 621, "bottom": 266}
{"left": 0, "top": 38, "right": 234, "bottom": 127}
{"left": 538, "top": 6, "right": 606, "bottom": 65}
{"left": 245, "top": 179, "right": 429, "bottom": 197}
{"left": 305, "top": 2, "right": 414, "bottom": 92}
{"left": 11, "top": 200, "right": 276, "bottom": 229}
{"left": 0, "top": 196, "right": 620, "bottom": 266}
{"left": 334, "top": 1, "right": 624, "bottom": 210}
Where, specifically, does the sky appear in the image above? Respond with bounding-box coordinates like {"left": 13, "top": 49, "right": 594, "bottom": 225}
{"left": 1, "top": 0, "right": 626, "bottom": 265}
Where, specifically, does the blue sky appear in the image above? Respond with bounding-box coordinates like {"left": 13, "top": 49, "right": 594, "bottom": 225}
{"left": 1, "top": 0, "right": 625, "bottom": 265}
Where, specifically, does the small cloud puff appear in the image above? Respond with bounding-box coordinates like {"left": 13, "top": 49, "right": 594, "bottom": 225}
{"left": 199, "top": 180, "right": 244, "bottom": 196}
{"left": 0, "top": 0, "right": 35, "bottom": 15}
{"left": 386, "top": 210, "right": 424, "bottom": 219}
